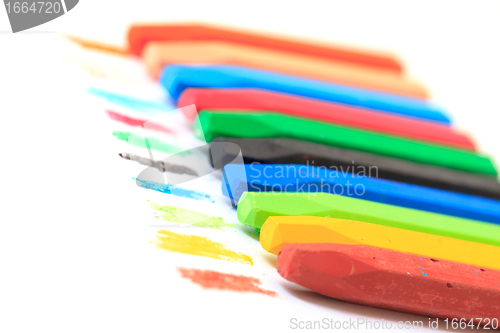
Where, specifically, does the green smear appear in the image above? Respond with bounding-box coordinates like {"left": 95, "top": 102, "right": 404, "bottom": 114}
{"left": 113, "top": 131, "right": 190, "bottom": 156}
{"left": 150, "top": 202, "right": 235, "bottom": 230}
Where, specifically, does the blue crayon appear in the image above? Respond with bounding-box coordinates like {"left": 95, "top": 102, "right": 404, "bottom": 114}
{"left": 160, "top": 65, "right": 451, "bottom": 124}
{"left": 221, "top": 164, "right": 500, "bottom": 225}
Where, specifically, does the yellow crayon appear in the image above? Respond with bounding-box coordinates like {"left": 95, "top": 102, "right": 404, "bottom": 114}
{"left": 260, "top": 216, "right": 500, "bottom": 270}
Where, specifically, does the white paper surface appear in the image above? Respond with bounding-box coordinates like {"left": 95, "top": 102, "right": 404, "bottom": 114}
{"left": 1, "top": 3, "right": 499, "bottom": 331}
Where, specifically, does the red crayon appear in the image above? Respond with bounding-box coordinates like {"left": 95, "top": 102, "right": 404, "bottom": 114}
{"left": 178, "top": 89, "right": 475, "bottom": 150}
{"left": 127, "top": 24, "right": 403, "bottom": 73}
{"left": 277, "top": 243, "right": 500, "bottom": 324}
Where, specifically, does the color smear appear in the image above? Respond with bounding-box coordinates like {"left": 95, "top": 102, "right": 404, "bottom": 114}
{"left": 63, "top": 56, "right": 139, "bottom": 84}
{"left": 112, "top": 131, "right": 189, "bottom": 156}
{"left": 65, "top": 34, "right": 128, "bottom": 56}
{"left": 106, "top": 110, "right": 176, "bottom": 136}
{"left": 178, "top": 268, "right": 277, "bottom": 297}
{"left": 149, "top": 202, "right": 235, "bottom": 230}
{"left": 153, "top": 230, "right": 253, "bottom": 265}
{"left": 136, "top": 178, "right": 213, "bottom": 203}
{"left": 88, "top": 87, "right": 171, "bottom": 114}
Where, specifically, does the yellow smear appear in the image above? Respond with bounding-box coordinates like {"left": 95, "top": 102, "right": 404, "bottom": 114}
{"left": 153, "top": 229, "right": 253, "bottom": 265}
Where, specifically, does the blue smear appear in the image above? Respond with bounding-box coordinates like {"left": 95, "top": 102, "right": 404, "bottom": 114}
{"left": 88, "top": 87, "right": 174, "bottom": 114}
{"left": 134, "top": 178, "right": 214, "bottom": 203}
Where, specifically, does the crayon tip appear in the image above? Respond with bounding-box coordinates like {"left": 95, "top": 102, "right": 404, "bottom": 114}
{"left": 236, "top": 192, "right": 256, "bottom": 226}
{"left": 260, "top": 217, "right": 283, "bottom": 254}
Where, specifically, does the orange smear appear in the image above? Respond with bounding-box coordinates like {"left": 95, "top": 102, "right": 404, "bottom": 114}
{"left": 178, "top": 268, "right": 277, "bottom": 297}
{"left": 64, "top": 35, "right": 129, "bottom": 56}
{"left": 153, "top": 230, "right": 253, "bottom": 265}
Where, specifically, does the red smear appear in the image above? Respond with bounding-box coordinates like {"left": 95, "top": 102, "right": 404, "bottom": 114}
{"left": 178, "top": 268, "right": 277, "bottom": 297}
{"left": 106, "top": 110, "right": 176, "bottom": 136}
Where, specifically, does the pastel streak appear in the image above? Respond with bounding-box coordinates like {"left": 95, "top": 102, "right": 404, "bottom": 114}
{"left": 65, "top": 35, "right": 128, "bottom": 56}
{"left": 136, "top": 178, "right": 213, "bottom": 202}
{"left": 112, "top": 131, "right": 189, "bottom": 156}
{"left": 106, "top": 110, "right": 176, "bottom": 136}
{"left": 178, "top": 268, "right": 276, "bottom": 297}
{"left": 88, "top": 87, "right": 172, "bottom": 114}
{"left": 153, "top": 229, "right": 253, "bottom": 265}
{"left": 149, "top": 202, "right": 234, "bottom": 230}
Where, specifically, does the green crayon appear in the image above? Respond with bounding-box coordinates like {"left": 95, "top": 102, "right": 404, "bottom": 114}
{"left": 195, "top": 111, "right": 497, "bottom": 176}
{"left": 237, "top": 191, "right": 500, "bottom": 247}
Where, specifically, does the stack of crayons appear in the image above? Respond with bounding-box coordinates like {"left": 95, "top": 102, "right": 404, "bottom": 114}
{"left": 126, "top": 24, "right": 500, "bottom": 323}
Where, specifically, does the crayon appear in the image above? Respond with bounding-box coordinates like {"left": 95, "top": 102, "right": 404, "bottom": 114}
{"left": 127, "top": 24, "right": 403, "bottom": 72}
{"left": 143, "top": 41, "right": 425, "bottom": 98}
{"left": 236, "top": 191, "right": 500, "bottom": 247}
{"left": 211, "top": 138, "right": 500, "bottom": 199}
{"left": 222, "top": 163, "right": 500, "bottom": 224}
{"left": 278, "top": 243, "right": 500, "bottom": 322}
{"left": 161, "top": 65, "right": 449, "bottom": 123}
{"left": 260, "top": 216, "right": 500, "bottom": 270}
{"left": 195, "top": 111, "right": 496, "bottom": 176}
{"left": 179, "top": 89, "right": 472, "bottom": 149}
{"left": 237, "top": 192, "right": 500, "bottom": 246}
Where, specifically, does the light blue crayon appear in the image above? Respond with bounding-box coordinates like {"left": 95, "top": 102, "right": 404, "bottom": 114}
{"left": 160, "top": 65, "right": 451, "bottom": 124}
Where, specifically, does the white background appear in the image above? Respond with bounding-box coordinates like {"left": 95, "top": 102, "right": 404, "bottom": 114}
{"left": 0, "top": 1, "right": 499, "bottom": 332}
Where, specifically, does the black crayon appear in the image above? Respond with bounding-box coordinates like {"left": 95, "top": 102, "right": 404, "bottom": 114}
{"left": 210, "top": 137, "right": 500, "bottom": 200}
